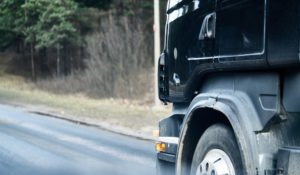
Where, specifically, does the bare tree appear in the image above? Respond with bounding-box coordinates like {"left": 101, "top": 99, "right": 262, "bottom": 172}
{"left": 85, "top": 14, "right": 153, "bottom": 98}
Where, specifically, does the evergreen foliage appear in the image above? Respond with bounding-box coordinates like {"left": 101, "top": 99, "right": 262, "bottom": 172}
{"left": 24, "top": 0, "right": 79, "bottom": 50}
{"left": 0, "top": 0, "right": 25, "bottom": 49}
{"left": 73, "top": 0, "right": 112, "bottom": 9}
{"left": 0, "top": 0, "right": 79, "bottom": 51}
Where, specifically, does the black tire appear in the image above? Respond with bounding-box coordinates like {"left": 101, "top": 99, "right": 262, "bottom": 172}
{"left": 190, "top": 124, "right": 244, "bottom": 175}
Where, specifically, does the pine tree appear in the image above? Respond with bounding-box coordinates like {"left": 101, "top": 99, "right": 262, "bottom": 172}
{"left": 23, "top": 0, "right": 79, "bottom": 76}
{"left": 0, "top": 0, "right": 25, "bottom": 50}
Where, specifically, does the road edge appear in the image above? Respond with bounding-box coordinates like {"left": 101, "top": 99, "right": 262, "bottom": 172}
{"left": 0, "top": 102, "right": 157, "bottom": 142}
{"left": 29, "top": 110, "right": 156, "bottom": 142}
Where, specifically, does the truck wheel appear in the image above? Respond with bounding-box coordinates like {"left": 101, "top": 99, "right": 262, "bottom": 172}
{"left": 190, "top": 124, "right": 244, "bottom": 175}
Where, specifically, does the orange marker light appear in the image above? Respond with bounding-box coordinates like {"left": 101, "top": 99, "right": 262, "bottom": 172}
{"left": 156, "top": 143, "right": 166, "bottom": 152}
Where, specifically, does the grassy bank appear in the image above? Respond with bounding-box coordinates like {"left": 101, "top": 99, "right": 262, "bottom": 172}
{"left": 0, "top": 75, "right": 170, "bottom": 135}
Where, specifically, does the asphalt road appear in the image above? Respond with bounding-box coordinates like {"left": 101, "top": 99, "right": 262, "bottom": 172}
{"left": 0, "top": 104, "right": 156, "bottom": 175}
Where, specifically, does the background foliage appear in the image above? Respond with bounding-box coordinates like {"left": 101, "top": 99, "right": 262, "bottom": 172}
{"left": 0, "top": 0, "right": 167, "bottom": 101}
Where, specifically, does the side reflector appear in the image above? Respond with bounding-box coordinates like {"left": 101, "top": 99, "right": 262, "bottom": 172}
{"left": 156, "top": 143, "right": 166, "bottom": 152}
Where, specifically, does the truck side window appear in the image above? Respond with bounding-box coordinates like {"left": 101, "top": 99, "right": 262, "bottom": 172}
{"left": 217, "top": 1, "right": 264, "bottom": 56}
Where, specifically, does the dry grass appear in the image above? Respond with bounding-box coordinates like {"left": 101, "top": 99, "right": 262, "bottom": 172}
{"left": 0, "top": 75, "right": 170, "bottom": 135}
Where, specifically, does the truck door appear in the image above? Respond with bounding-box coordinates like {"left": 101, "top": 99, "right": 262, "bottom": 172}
{"left": 215, "top": 0, "right": 266, "bottom": 63}
{"left": 165, "top": 0, "right": 216, "bottom": 101}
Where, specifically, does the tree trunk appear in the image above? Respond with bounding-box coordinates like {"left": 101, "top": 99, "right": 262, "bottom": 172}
{"left": 56, "top": 45, "right": 60, "bottom": 77}
{"left": 30, "top": 42, "right": 35, "bottom": 80}
{"left": 70, "top": 54, "right": 73, "bottom": 74}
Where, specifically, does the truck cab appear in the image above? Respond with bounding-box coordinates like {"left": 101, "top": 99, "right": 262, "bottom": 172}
{"left": 156, "top": 0, "right": 300, "bottom": 174}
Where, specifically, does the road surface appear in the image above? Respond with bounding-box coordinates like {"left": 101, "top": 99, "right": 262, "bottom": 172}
{"left": 0, "top": 104, "right": 156, "bottom": 175}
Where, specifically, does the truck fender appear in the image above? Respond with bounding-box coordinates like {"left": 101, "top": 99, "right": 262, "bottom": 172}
{"left": 175, "top": 92, "right": 262, "bottom": 175}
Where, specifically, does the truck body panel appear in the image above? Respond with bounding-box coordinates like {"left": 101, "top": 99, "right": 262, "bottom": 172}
{"left": 159, "top": 0, "right": 300, "bottom": 102}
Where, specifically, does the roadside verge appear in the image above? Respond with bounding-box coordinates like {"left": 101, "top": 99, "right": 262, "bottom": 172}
{"left": 0, "top": 75, "right": 170, "bottom": 141}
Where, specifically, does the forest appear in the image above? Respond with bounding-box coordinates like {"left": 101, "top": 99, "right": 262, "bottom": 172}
{"left": 0, "top": 0, "right": 167, "bottom": 101}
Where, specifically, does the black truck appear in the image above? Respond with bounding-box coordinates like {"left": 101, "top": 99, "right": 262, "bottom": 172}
{"left": 156, "top": 0, "right": 300, "bottom": 174}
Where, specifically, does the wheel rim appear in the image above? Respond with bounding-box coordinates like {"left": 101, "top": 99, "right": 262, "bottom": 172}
{"left": 195, "top": 149, "right": 236, "bottom": 175}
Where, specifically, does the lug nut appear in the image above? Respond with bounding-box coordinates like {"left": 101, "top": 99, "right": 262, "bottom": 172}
{"left": 206, "top": 163, "right": 209, "bottom": 171}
